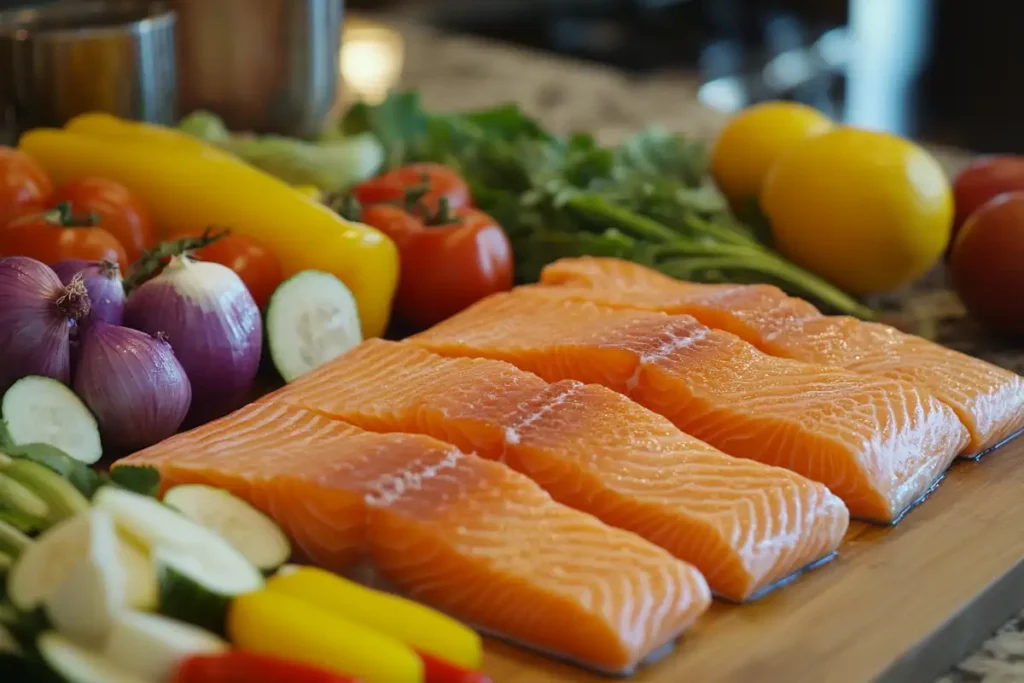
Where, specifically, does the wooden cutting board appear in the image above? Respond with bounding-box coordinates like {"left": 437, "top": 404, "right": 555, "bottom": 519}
{"left": 479, "top": 439, "right": 1024, "bottom": 683}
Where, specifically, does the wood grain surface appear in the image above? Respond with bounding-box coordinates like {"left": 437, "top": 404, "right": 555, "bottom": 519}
{"left": 479, "top": 440, "right": 1024, "bottom": 683}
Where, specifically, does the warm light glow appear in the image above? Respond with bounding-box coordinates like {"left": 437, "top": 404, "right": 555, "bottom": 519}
{"left": 340, "top": 22, "right": 404, "bottom": 104}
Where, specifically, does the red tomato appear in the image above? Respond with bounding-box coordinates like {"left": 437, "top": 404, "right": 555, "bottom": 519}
{"left": 361, "top": 203, "right": 513, "bottom": 329}
{"left": 951, "top": 156, "right": 1024, "bottom": 251}
{"left": 352, "top": 163, "right": 472, "bottom": 215}
{"left": 0, "top": 204, "right": 127, "bottom": 266}
{"left": 52, "top": 177, "right": 156, "bottom": 264}
{"left": 166, "top": 228, "right": 283, "bottom": 310}
{"left": 949, "top": 191, "right": 1024, "bottom": 338}
{"left": 0, "top": 147, "right": 53, "bottom": 227}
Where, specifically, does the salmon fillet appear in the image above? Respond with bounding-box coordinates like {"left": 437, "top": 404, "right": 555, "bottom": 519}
{"left": 268, "top": 339, "right": 849, "bottom": 601}
{"left": 411, "top": 292, "right": 969, "bottom": 523}
{"left": 116, "top": 402, "right": 710, "bottom": 674}
{"left": 539, "top": 257, "right": 1024, "bottom": 454}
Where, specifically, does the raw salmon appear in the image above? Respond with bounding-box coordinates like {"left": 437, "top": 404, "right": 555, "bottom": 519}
{"left": 539, "top": 257, "right": 1024, "bottom": 455}
{"left": 268, "top": 339, "right": 849, "bottom": 601}
{"left": 411, "top": 292, "right": 970, "bottom": 523}
{"left": 116, "top": 401, "right": 710, "bottom": 674}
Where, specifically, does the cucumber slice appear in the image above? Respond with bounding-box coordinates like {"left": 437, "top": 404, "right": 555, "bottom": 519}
{"left": 266, "top": 270, "right": 363, "bottom": 382}
{"left": 1, "top": 460, "right": 89, "bottom": 525}
{"left": 43, "top": 510, "right": 127, "bottom": 648}
{"left": 92, "top": 488, "right": 263, "bottom": 631}
{"left": 102, "top": 611, "right": 226, "bottom": 682}
{"left": 117, "top": 535, "right": 158, "bottom": 612}
{"left": 0, "top": 472, "right": 50, "bottom": 531}
{"left": 0, "top": 520, "right": 31, "bottom": 560}
{"left": 6, "top": 510, "right": 109, "bottom": 612}
{"left": 37, "top": 632, "right": 147, "bottom": 683}
{"left": 1, "top": 377, "right": 102, "bottom": 465}
{"left": 164, "top": 485, "right": 291, "bottom": 572}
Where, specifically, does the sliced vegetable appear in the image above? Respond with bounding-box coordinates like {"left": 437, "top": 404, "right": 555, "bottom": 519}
{"left": 20, "top": 126, "right": 399, "bottom": 338}
{"left": 419, "top": 651, "right": 493, "bottom": 683}
{"left": 172, "top": 651, "right": 362, "bottom": 683}
{"left": 164, "top": 485, "right": 291, "bottom": 572}
{"left": 92, "top": 487, "right": 263, "bottom": 631}
{"left": 266, "top": 566, "right": 481, "bottom": 669}
{"left": 228, "top": 590, "right": 424, "bottom": 683}
{"left": 7, "top": 509, "right": 115, "bottom": 611}
{"left": 0, "top": 258, "right": 92, "bottom": 395}
{"left": 50, "top": 259, "right": 126, "bottom": 327}
{"left": 37, "top": 631, "right": 148, "bottom": 683}
{"left": 123, "top": 256, "right": 261, "bottom": 423}
{"left": 0, "top": 471, "right": 50, "bottom": 530}
{"left": 0, "top": 428, "right": 106, "bottom": 500}
{"left": 266, "top": 271, "right": 363, "bottom": 382}
{"left": 52, "top": 177, "right": 156, "bottom": 265}
{"left": 43, "top": 510, "right": 127, "bottom": 648}
{"left": 103, "top": 611, "right": 227, "bottom": 682}
{"left": 1, "top": 459, "right": 89, "bottom": 524}
{"left": 0, "top": 520, "right": 31, "bottom": 559}
{"left": 73, "top": 323, "right": 192, "bottom": 451}
{"left": 2, "top": 376, "right": 102, "bottom": 464}
{"left": 0, "top": 202, "right": 128, "bottom": 270}
{"left": 354, "top": 201, "right": 513, "bottom": 330}
{"left": 117, "top": 534, "right": 159, "bottom": 611}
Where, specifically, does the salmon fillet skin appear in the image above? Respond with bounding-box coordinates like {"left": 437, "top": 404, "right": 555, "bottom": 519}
{"left": 115, "top": 401, "right": 710, "bottom": 675}
{"left": 538, "top": 257, "right": 1024, "bottom": 455}
{"left": 410, "top": 291, "right": 970, "bottom": 524}
{"left": 267, "top": 339, "right": 849, "bottom": 602}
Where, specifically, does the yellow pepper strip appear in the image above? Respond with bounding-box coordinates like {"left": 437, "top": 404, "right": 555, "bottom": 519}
{"left": 293, "top": 185, "right": 325, "bottom": 203}
{"left": 266, "top": 566, "right": 482, "bottom": 670}
{"left": 228, "top": 590, "right": 424, "bottom": 683}
{"left": 64, "top": 112, "right": 221, "bottom": 157}
{"left": 20, "top": 128, "right": 398, "bottom": 338}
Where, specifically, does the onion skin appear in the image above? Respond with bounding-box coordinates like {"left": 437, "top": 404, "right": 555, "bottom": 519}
{"left": 73, "top": 322, "right": 191, "bottom": 451}
{"left": 123, "top": 256, "right": 262, "bottom": 424}
{"left": 51, "top": 259, "right": 126, "bottom": 327}
{"left": 0, "top": 256, "right": 91, "bottom": 394}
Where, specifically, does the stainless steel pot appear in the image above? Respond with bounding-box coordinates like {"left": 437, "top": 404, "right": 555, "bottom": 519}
{"left": 171, "top": 0, "right": 345, "bottom": 138}
{"left": 0, "top": 0, "right": 176, "bottom": 135}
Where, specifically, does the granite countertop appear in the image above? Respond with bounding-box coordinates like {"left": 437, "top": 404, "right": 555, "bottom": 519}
{"left": 364, "top": 17, "right": 1024, "bottom": 681}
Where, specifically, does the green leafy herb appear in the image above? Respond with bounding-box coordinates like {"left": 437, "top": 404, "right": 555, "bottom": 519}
{"left": 340, "top": 92, "right": 877, "bottom": 319}
{"left": 108, "top": 466, "right": 161, "bottom": 498}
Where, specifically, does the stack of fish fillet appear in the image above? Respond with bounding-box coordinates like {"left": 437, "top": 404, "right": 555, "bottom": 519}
{"left": 117, "top": 257, "right": 1024, "bottom": 676}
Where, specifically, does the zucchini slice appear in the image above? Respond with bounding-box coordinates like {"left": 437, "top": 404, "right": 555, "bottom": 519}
{"left": 43, "top": 510, "right": 127, "bottom": 648}
{"left": 1, "top": 377, "right": 102, "bottom": 465}
{"left": 117, "top": 535, "right": 158, "bottom": 612}
{"left": 92, "top": 488, "right": 263, "bottom": 631}
{"left": 102, "top": 611, "right": 227, "bottom": 682}
{"left": 266, "top": 270, "right": 363, "bottom": 382}
{"left": 164, "top": 484, "right": 291, "bottom": 572}
{"left": 37, "top": 631, "right": 147, "bottom": 683}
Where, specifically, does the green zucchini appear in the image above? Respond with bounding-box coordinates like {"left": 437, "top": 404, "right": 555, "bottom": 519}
{"left": 1, "top": 377, "right": 102, "bottom": 465}
{"left": 1, "top": 460, "right": 89, "bottom": 525}
{"left": 37, "top": 631, "right": 147, "bottom": 683}
{"left": 164, "top": 484, "right": 291, "bottom": 572}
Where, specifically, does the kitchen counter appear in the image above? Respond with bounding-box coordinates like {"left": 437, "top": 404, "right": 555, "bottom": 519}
{"left": 362, "top": 17, "right": 1024, "bottom": 681}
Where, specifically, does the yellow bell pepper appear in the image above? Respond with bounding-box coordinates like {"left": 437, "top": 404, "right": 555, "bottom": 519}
{"left": 19, "top": 128, "right": 398, "bottom": 338}
{"left": 64, "top": 112, "right": 220, "bottom": 157}
{"left": 293, "top": 185, "right": 325, "bottom": 203}
{"left": 266, "top": 566, "right": 482, "bottom": 669}
{"left": 228, "top": 590, "right": 424, "bottom": 683}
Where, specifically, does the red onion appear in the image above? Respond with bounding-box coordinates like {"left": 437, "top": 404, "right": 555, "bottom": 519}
{"left": 123, "top": 256, "right": 262, "bottom": 424}
{"left": 51, "top": 259, "right": 125, "bottom": 327}
{"left": 73, "top": 322, "right": 191, "bottom": 451}
{"left": 0, "top": 257, "right": 91, "bottom": 395}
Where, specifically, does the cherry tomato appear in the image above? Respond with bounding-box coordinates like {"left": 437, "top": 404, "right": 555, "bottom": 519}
{"left": 166, "top": 227, "right": 283, "bottom": 310}
{"left": 0, "top": 147, "right": 53, "bottom": 227}
{"left": 949, "top": 191, "right": 1024, "bottom": 338}
{"left": 361, "top": 203, "right": 513, "bottom": 329}
{"left": 52, "top": 177, "right": 156, "bottom": 265}
{"left": 352, "top": 163, "right": 472, "bottom": 215}
{"left": 0, "top": 204, "right": 127, "bottom": 266}
{"left": 950, "top": 156, "right": 1024, "bottom": 253}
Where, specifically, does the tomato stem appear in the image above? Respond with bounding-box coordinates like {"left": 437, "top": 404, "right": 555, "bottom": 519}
{"left": 47, "top": 201, "right": 101, "bottom": 228}
{"left": 124, "top": 225, "right": 231, "bottom": 293}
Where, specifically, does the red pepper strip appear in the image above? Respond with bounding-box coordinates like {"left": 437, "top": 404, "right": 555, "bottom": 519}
{"left": 418, "top": 651, "right": 493, "bottom": 683}
{"left": 172, "top": 651, "right": 363, "bottom": 683}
